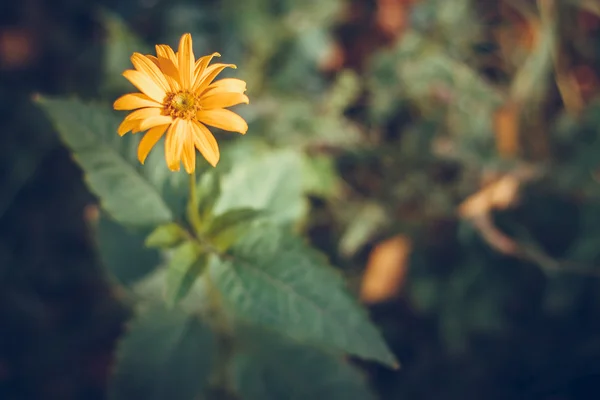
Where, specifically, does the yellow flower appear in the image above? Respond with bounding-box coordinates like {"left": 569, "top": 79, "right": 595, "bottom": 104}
{"left": 113, "top": 33, "right": 249, "bottom": 173}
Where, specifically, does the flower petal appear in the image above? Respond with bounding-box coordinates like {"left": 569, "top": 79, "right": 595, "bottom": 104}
{"left": 146, "top": 55, "right": 160, "bottom": 66}
{"left": 138, "top": 116, "right": 173, "bottom": 131}
{"left": 193, "top": 63, "right": 236, "bottom": 92}
{"left": 131, "top": 53, "right": 171, "bottom": 93}
{"left": 124, "top": 107, "right": 162, "bottom": 122}
{"left": 157, "top": 44, "right": 178, "bottom": 66}
{"left": 155, "top": 45, "right": 181, "bottom": 91}
{"left": 118, "top": 118, "right": 141, "bottom": 136}
{"left": 164, "top": 119, "right": 187, "bottom": 171}
{"left": 204, "top": 78, "right": 247, "bottom": 95}
{"left": 138, "top": 124, "right": 169, "bottom": 164}
{"left": 192, "top": 52, "right": 220, "bottom": 88}
{"left": 123, "top": 69, "right": 167, "bottom": 103}
{"left": 114, "top": 93, "right": 161, "bottom": 110}
{"left": 181, "top": 128, "right": 196, "bottom": 173}
{"left": 177, "top": 33, "right": 194, "bottom": 89}
{"left": 191, "top": 120, "right": 220, "bottom": 167}
{"left": 201, "top": 92, "right": 249, "bottom": 109}
{"left": 196, "top": 109, "right": 248, "bottom": 134}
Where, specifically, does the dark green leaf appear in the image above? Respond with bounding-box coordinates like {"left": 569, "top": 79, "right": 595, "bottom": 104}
{"left": 232, "top": 325, "right": 375, "bottom": 400}
{"left": 109, "top": 303, "right": 215, "bottom": 400}
{"left": 36, "top": 97, "right": 187, "bottom": 227}
{"left": 209, "top": 224, "right": 398, "bottom": 367}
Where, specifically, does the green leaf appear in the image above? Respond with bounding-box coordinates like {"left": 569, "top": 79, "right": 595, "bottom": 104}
{"left": 232, "top": 325, "right": 376, "bottom": 400}
{"left": 208, "top": 224, "right": 398, "bottom": 367}
{"left": 215, "top": 150, "right": 308, "bottom": 225}
{"left": 36, "top": 97, "right": 187, "bottom": 227}
{"left": 206, "top": 208, "right": 262, "bottom": 252}
{"left": 95, "top": 213, "right": 161, "bottom": 286}
{"left": 109, "top": 303, "right": 215, "bottom": 400}
{"left": 165, "top": 242, "right": 204, "bottom": 305}
{"left": 146, "top": 223, "right": 188, "bottom": 249}
{"left": 339, "top": 203, "right": 388, "bottom": 257}
{"left": 301, "top": 154, "right": 340, "bottom": 198}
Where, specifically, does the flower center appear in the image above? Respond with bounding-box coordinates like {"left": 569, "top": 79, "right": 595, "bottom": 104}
{"left": 163, "top": 91, "right": 201, "bottom": 119}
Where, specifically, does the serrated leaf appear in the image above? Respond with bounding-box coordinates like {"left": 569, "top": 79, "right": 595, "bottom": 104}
{"left": 208, "top": 224, "right": 398, "bottom": 367}
{"left": 232, "top": 325, "right": 375, "bottom": 400}
{"left": 215, "top": 150, "right": 307, "bottom": 225}
{"left": 206, "top": 208, "right": 262, "bottom": 251}
{"left": 165, "top": 242, "right": 204, "bottom": 305}
{"left": 146, "top": 223, "right": 188, "bottom": 249}
{"left": 95, "top": 213, "right": 161, "bottom": 286}
{"left": 37, "top": 97, "right": 187, "bottom": 227}
{"left": 109, "top": 304, "right": 215, "bottom": 400}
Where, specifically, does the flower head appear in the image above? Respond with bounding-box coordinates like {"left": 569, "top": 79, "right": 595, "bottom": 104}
{"left": 114, "top": 33, "right": 248, "bottom": 173}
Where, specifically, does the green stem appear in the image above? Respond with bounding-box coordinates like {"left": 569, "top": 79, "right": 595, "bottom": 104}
{"left": 187, "top": 170, "right": 203, "bottom": 236}
{"left": 188, "top": 170, "right": 235, "bottom": 395}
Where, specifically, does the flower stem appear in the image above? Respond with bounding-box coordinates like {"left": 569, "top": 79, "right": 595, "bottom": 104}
{"left": 187, "top": 170, "right": 203, "bottom": 236}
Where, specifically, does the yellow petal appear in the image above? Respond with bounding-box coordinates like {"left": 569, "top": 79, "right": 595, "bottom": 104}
{"left": 123, "top": 70, "right": 167, "bottom": 103}
{"left": 201, "top": 92, "right": 249, "bottom": 109}
{"left": 204, "top": 78, "right": 247, "bottom": 95}
{"left": 191, "top": 120, "right": 220, "bottom": 167}
{"left": 138, "top": 124, "right": 169, "bottom": 164}
{"left": 138, "top": 115, "right": 173, "bottom": 131}
{"left": 192, "top": 52, "right": 220, "bottom": 88}
{"left": 157, "top": 44, "right": 178, "bottom": 66}
{"left": 196, "top": 109, "right": 248, "bottom": 134}
{"left": 118, "top": 119, "right": 141, "bottom": 136}
{"left": 124, "top": 107, "right": 162, "bottom": 122}
{"left": 146, "top": 55, "right": 160, "bottom": 66}
{"left": 131, "top": 53, "right": 171, "bottom": 93}
{"left": 114, "top": 93, "right": 161, "bottom": 110}
{"left": 177, "top": 33, "right": 194, "bottom": 89}
{"left": 181, "top": 131, "right": 196, "bottom": 173}
{"left": 164, "top": 119, "right": 187, "bottom": 171}
{"left": 155, "top": 45, "right": 181, "bottom": 91}
{"left": 193, "top": 63, "right": 236, "bottom": 92}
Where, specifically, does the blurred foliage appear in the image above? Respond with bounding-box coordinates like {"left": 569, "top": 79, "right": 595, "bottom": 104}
{"left": 2, "top": 0, "right": 600, "bottom": 399}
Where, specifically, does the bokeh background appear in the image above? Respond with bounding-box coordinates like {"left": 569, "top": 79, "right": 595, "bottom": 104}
{"left": 2, "top": 0, "right": 600, "bottom": 399}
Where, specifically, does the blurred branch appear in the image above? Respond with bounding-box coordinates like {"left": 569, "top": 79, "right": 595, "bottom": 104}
{"left": 462, "top": 166, "right": 600, "bottom": 278}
